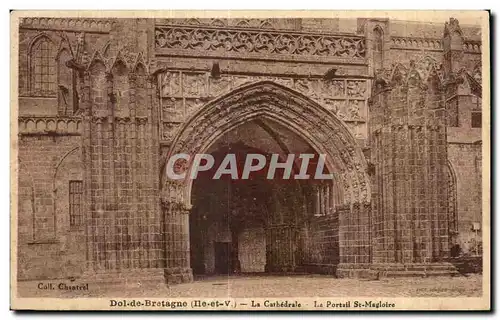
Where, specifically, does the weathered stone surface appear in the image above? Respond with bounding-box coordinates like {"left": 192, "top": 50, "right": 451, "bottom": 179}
{"left": 16, "top": 17, "right": 482, "bottom": 282}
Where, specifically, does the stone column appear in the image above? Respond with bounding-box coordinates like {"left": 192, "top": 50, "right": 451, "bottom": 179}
{"left": 80, "top": 70, "right": 93, "bottom": 270}
{"left": 80, "top": 56, "right": 165, "bottom": 284}
{"left": 336, "top": 202, "right": 371, "bottom": 277}
{"left": 163, "top": 199, "right": 193, "bottom": 284}
{"left": 368, "top": 65, "right": 457, "bottom": 277}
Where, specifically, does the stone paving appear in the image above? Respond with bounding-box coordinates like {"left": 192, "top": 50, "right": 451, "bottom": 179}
{"left": 17, "top": 274, "right": 483, "bottom": 298}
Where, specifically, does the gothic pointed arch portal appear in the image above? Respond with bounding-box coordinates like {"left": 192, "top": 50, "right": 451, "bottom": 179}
{"left": 160, "top": 81, "right": 372, "bottom": 283}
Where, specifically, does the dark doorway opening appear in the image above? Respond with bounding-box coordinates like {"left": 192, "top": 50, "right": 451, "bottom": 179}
{"left": 214, "top": 242, "right": 231, "bottom": 274}
{"left": 188, "top": 119, "right": 339, "bottom": 277}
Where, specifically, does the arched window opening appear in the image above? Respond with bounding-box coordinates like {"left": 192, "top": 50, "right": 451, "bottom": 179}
{"left": 30, "top": 36, "right": 56, "bottom": 97}
{"left": 111, "top": 61, "right": 129, "bottom": 114}
{"left": 134, "top": 64, "right": 148, "bottom": 117}
{"left": 373, "top": 27, "right": 384, "bottom": 71}
{"left": 89, "top": 61, "right": 107, "bottom": 114}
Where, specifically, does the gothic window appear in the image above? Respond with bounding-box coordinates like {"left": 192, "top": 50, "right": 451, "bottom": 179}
{"left": 69, "top": 180, "right": 83, "bottom": 228}
{"left": 30, "top": 35, "right": 56, "bottom": 97}
{"left": 111, "top": 60, "right": 129, "bottom": 112}
{"left": 89, "top": 61, "right": 107, "bottom": 113}
{"left": 373, "top": 27, "right": 383, "bottom": 70}
{"left": 134, "top": 64, "right": 148, "bottom": 117}
{"left": 471, "top": 111, "right": 482, "bottom": 128}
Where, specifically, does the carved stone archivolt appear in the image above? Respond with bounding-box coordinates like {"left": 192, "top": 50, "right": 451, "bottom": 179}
{"left": 155, "top": 25, "right": 366, "bottom": 59}
{"left": 159, "top": 71, "right": 369, "bottom": 141}
{"left": 161, "top": 81, "right": 371, "bottom": 207}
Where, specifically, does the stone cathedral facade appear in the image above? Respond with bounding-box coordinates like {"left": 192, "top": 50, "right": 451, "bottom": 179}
{"left": 16, "top": 17, "right": 483, "bottom": 283}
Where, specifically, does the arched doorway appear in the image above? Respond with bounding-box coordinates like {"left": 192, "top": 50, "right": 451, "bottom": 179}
{"left": 161, "top": 81, "right": 371, "bottom": 283}
{"left": 189, "top": 119, "right": 334, "bottom": 275}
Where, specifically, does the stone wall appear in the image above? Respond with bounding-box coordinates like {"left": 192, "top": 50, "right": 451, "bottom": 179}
{"left": 17, "top": 134, "right": 84, "bottom": 280}
{"left": 302, "top": 214, "right": 340, "bottom": 273}
{"left": 448, "top": 142, "right": 482, "bottom": 254}
{"left": 16, "top": 16, "right": 484, "bottom": 281}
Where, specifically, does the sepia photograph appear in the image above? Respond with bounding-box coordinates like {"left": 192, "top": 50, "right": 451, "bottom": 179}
{"left": 9, "top": 10, "right": 490, "bottom": 311}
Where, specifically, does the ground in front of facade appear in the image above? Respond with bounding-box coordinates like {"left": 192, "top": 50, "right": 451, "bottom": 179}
{"left": 17, "top": 274, "right": 482, "bottom": 298}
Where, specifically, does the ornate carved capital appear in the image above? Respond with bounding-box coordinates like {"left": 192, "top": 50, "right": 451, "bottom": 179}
{"left": 92, "top": 115, "right": 107, "bottom": 124}
{"left": 114, "top": 116, "right": 130, "bottom": 124}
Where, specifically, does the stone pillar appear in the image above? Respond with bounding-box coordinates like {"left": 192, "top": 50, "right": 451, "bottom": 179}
{"left": 443, "top": 18, "right": 465, "bottom": 77}
{"left": 336, "top": 202, "right": 371, "bottom": 278}
{"left": 368, "top": 64, "right": 457, "bottom": 277}
{"left": 163, "top": 200, "right": 193, "bottom": 284}
{"left": 81, "top": 70, "right": 93, "bottom": 270}
{"left": 146, "top": 75, "right": 163, "bottom": 269}
{"left": 443, "top": 18, "right": 471, "bottom": 129}
{"left": 80, "top": 51, "right": 165, "bottom": 284}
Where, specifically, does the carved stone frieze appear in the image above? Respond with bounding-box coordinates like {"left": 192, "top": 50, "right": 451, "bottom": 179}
{"left": 161, "top": 97, "right": 184, "bottom": 122}
{"left": 322, "top": 80, "right": 345, "bottom": 97}
{"left": 183, "top": 97, "right": 203, "bottom": 112}
{"left": 344, "top": 121, "right": 367, "bottom": 140}
{"left": 161, "top": 72, "right": 368, "bottom": 100}
{"left": 208, "top": 76, "right": 232, "bottom": 97}
{"left": 346, "top": 80, "right": 367, "bottom": 98}
{"left": 161, "top": 71, "right": 182, "bottom": 97}
{"left": 159, "top": 71, "right": 370, "bottom": 142}
{"left": 155, "top": 26, "right": 366, "bottom": 60}
{"left": 182, "top": 73, "right": 207, "bottom": 97}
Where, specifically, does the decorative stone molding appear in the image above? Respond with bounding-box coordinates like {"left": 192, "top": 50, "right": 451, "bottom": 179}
{"left": 20, "top": 17, "right": 113, "bottom": 33}
{"left": 155, "top": 25, "right": 366, "bottom": 61}
{"left": 391, "top": 30, "right": 480, "bottom": 54}
{"left": 463, "top": 40, "right": 481, "bottom": 53}
{"left": 157, "top": 18, "right": 281, "bottom": 30}
{"left": 160, "top": 72, "right": 368, "bottom": 100}
{"left": 87, "top": 49, "right": 149, "bottom": 74}
{"left": 391, "top": 36, "right": 443, "bottom": 51}
{"left": 18, "top": 116, "right": 82, "bottom": 136}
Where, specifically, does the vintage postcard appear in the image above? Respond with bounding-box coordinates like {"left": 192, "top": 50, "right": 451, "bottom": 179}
{"left": 10, "top": 10, "right": 490, "bottom": 311}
